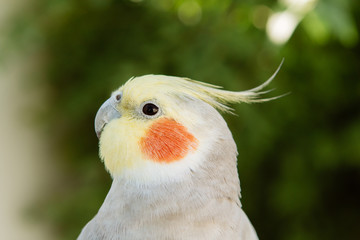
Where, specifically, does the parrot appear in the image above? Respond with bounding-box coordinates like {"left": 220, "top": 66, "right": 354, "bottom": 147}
{"left": 78, "top": 63, "right": 283, "bottom": 240}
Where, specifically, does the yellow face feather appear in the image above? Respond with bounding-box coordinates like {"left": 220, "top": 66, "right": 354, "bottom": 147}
{"left": 99, "top": 116, "right": 152, "bottom": 176}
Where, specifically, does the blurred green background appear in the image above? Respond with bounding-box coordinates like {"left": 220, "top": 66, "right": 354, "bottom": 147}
{"left": 2, "top": 0, "right": 360, "bottom": 239}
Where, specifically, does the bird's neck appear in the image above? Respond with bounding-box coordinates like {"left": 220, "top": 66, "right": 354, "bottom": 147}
{"left": 99, "top": 159, "right": 241, "bottom": 218}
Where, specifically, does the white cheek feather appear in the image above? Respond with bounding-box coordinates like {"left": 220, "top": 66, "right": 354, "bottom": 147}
{"left": 117, "top": 118, "right": 221, "bottom": 186}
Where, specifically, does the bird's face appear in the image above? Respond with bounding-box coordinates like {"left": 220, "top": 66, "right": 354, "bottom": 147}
{"left": 94, "top": 68, "right": 280, "bottom": 183}
{"left": 95, "top": 75, "right": 223, "bottom": 183}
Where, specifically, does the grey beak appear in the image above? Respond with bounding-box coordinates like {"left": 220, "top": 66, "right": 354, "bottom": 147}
{"left": 94, "top": 97, "right": 121, "bottom": 139}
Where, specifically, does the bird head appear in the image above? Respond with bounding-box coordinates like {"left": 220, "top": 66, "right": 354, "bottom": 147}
{"left": 95, "top": 65, "right": 282, "bottom": 184}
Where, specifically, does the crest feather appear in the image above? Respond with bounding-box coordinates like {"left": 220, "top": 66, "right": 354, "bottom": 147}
{"left": 176, "top": 60, "right": 284, "bottom": 113}
{"left": 123, "top": 60, "right": 285, "bottom": 113}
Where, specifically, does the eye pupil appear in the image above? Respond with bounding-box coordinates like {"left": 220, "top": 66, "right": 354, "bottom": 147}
{"left": 142, "top": 103, "right": 159, "bottom": 116}
{"left": 115, "top": 94, "right": 121, "bottom": 101}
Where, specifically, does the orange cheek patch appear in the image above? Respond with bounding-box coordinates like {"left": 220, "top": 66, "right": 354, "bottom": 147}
{"left": 140, "top": 118, "right": 198, "bottom": 163}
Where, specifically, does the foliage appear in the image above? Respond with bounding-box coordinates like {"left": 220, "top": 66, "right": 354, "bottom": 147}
{"left": 8, "top": 0, "right": 360, "bottom": 239}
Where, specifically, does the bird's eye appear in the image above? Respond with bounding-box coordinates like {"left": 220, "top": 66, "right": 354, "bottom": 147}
{"left": 142, "top": 103, "right": 159, "bottom": 116}
{"left": 115, "top": 93, "right": 122, "bottom": 102}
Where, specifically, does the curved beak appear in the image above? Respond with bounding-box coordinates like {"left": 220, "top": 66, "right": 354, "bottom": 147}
{"left": 94, "top": 97, "right": 121, "bottom": 139}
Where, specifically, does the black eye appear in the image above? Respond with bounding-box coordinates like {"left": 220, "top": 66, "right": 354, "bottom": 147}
{"left": 142, "top": 103, "right": 159, "bottom": 116}
{"left": 115, "top": 94, "right": 122, "bottom": 102}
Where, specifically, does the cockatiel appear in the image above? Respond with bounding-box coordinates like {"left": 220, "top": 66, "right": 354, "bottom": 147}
{"left": 78, "top": 64, "right": 282, "bottom": 240}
